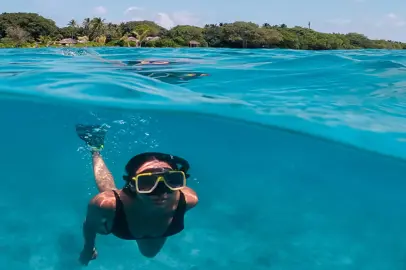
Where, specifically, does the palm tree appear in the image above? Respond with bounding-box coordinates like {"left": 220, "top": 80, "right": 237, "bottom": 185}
{"left": 82, "top": 18, "right": 91, "bottom": 36}
{"left": 120, "top": 34, "right": 131, "bottom": 47}
{"left": 89, "top": 17, "right": 105, "bottom": 41}
{"left": 68, "top": 19, "right": 77, "bottom": 28}
{"left": 105, "top": 23, "right": 121, "bottom": 40}
{"left": 39, "top": 35, "right": 54, "bottom": 47}
{"left": 67, "top": 19, "right": 77, "bottom": 38}
{"left": 132, "top": 28, "right": 149, "bottom": 47}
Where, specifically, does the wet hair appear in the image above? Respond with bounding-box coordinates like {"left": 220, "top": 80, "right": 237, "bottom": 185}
{"left": 122, "top": 152, "right": 190, "bottom": 182}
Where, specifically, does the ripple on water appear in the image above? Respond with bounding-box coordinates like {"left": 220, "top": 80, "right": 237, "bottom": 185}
{"left": 1, "top": 47, "right": 406, "bottom": 159}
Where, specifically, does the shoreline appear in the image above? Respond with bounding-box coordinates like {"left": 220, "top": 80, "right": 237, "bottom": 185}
{"left": 1, "top": 43, "right": 405, "bottom": 51}
{"left": 1, "top": 12, "right": 405, "bottom": 50}
{"left": 0, "top": 45, "right": 404, "bottom": 51}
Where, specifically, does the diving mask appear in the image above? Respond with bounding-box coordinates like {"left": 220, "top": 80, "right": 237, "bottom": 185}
{"left": 131, "top": 169, "right": 186, "bottom": 194}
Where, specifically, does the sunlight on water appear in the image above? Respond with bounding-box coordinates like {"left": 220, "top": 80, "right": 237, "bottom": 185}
{"left": 1, "top": 48, "right": 406, "bottom": 270}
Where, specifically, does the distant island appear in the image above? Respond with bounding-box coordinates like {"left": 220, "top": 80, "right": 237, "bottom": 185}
{"left": 0, "top": 12, "right": 405, "bottom": 50}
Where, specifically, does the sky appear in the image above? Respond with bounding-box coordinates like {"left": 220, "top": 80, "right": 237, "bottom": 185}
{"left": 3, "top": 0, "right": 406, "bottom": 41}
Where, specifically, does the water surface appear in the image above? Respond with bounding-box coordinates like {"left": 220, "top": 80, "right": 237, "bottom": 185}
{"left": 1, "top": 47, "right": 406, "bottom": 270}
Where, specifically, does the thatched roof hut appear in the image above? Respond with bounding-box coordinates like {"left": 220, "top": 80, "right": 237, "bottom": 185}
{"left": 58, "top": 38, "right": 77, "bottom": 46}
{"left": 127, "top": 36, "right": 140, "bottom": 46}
{"left": 146, "top": 36, "right": 160, "bottom": 41}
{"left": 189, "top": 40, "right": 200, "bottom": 47}
{"left": 127, "top": 37, "right": 138, "bottom": 42}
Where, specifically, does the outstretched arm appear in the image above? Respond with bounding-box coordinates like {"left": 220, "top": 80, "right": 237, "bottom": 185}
{"left": 88, "top": 53, "right": 126, "bottom": 66}
{"left": 82, "top": 205, "right": 98, "bottom": 252}
{"left": 92, "top": 151, "right": 117, "bottom": 192}
{"left": 80, "top": 193, "right": 115, "bottom": 266}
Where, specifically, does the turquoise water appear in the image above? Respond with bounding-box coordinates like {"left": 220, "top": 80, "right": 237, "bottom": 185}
{"left": 1, "top": 47, "right": 406, "bottom": 269}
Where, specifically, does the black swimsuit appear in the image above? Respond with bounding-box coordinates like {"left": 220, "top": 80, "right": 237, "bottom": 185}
{"left": 109, "top": 190, "right": 187, "bottom": 240}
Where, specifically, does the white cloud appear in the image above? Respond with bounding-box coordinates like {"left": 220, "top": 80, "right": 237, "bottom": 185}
{"left": 94, "top": 6, "right": 107, "bottom": 15}
{"left": 155, "top": 12, "right": 175, "bottom": 29}
{"left": 121, "top": 7, "right": 200, "bottom": 29}
{"left": 387, "top": 13, "right": 397, "bottom": 19}
{"left": 154, "top": 11, "right": 200, "bottom": 29}
{"left": 124, "top": 6, "right": 143, "bottom": 15}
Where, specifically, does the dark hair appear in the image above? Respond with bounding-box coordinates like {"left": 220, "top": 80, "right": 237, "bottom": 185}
{"left": 123, "top": 152, "right": 190, "bottom": 182}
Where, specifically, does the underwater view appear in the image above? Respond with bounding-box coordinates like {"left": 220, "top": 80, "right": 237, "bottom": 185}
{"left": 1, "top": 47, "right": 406, "bottom": 270}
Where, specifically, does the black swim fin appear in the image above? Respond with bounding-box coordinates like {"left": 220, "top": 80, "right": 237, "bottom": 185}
{"left": 75, "top": 124, "right": 108, "bottom": 151}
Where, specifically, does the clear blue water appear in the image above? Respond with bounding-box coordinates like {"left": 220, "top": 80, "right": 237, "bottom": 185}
{"left": 1, "top": 47, "right": 406, "bottom": 270}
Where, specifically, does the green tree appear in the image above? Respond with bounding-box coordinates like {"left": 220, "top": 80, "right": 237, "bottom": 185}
{"left": 0, "top": 12, "right": 58, "bottom": 40}
{"left": 67, "top": 19, "right": 78, "bottom": 38}
{"left": 165, "top": 25, "right": 206, "bottom": 46}
{"left": 120, "top": 20, "right": 166, "bottom": 37}
{"left": 146, "top": 38, "right": 179, "bottom": 47}
{"left": 82, "top": 18, "right": 91, "bottom": 36}
{"left": 1, "top": 12, "right": 406, "bottom": 50}
{"left": 5, "top": 25, "right": 30, "bottom": 45}
{"left": 203, "top": 24, "right": 224, "bottom": 47}
{"left": 104, "top": 23, "right": 122, "bottom": 42}
{"left": 220, "top": 21, "right": 266, "bottom": 48}
{"left": 39, "top": 35, "right": 54, "bottom": 46}
{"left": 132, "top": 24, "right": 151, "bottom": 46}
{"left": 89, "top": 17, "right": 105, "bottom": 41}
{"left": 345, "top": 32, "right": 373, "bottom": 48}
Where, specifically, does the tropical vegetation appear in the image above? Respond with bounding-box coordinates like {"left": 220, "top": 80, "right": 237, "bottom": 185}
{"left": 0, "top": 12, "right": 405, "bottom": 50}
